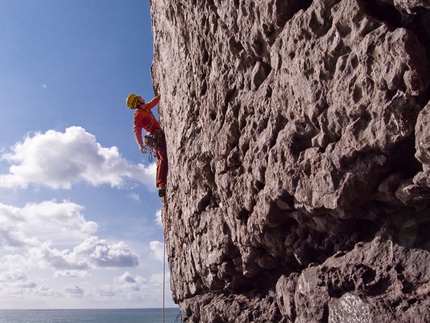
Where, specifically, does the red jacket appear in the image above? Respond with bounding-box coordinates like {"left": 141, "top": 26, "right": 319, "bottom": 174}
{"left": 133, "top": 96, "right": 161, "bottom": 146}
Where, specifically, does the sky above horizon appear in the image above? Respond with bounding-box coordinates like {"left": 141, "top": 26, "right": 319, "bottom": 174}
{"left": 0, "top": 0, "right": 176, "bottom": 309}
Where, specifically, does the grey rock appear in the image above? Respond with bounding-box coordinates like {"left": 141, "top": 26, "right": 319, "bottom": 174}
{"left": 328, "top": 293, "right": 371, "bottom": 323}
{"left": 150, "top": 0, "right": 430, "bottom": 321}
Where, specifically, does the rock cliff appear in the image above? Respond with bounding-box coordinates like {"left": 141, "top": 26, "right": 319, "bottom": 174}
{"left": 150, "top": 0, "right": 430, "bottom": 322}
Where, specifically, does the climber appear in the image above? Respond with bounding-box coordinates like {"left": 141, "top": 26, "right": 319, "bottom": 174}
{"left": 126, "top": 93, "right": 168, "bottom": 197}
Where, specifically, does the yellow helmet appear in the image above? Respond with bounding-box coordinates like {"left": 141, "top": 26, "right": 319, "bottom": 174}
{"left": 126, "top": 93, "right": 138, "bottom": 109}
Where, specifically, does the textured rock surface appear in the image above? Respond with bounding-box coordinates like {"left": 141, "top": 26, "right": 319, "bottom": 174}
{"left": 150, "top": 0, "right": 430, "bottom": 322}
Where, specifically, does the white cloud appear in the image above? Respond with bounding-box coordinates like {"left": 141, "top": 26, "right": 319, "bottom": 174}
{"left": 30, "top": 237, "right": 139, "bottom": 270}
{"left": 71, "top": 237, "right": 139, "bottom": 268}
{"left": 54, "top": 270, "right": 89, "bottom": 278}
{"left": 127, "top": 193, "right": 141, "bottom": 202}
{"left": 0, "top": 126, "right": 155, "bottom": 189}
{"left": 155, "top": 209, "right": 162, "bottom": 226}
{"left": 149, "top": 271, "right": 170, "bottom": 287}
{"left": 0, "top": 254, "right": 28, "bottom": 272}
{"left": 0, "top": 270, "right": 39, "bottom": 296}
{"left": 98, "top": 287, "right": 118, "bottom": 297}
{"left": 118, "top": 271, "right": 136, "bottom": 283}
{"left": 149, "top": 240, "right": 165, "bottom": 262}
{"left": 0, "top": 200, "right": 139, "bottom": 271}
{"left": 23, "top": 200, "right": 98, "bottom": 239}
{"left": 65, "top": 284, "right": 84, "bottom": 296}
{"left": 0, "top": 200, "right": 97, "bottom": 247}
{"left": 115, "top": 271, "right": 149, "bottom": 293}
{"left": 0, "top": 270, "right": 28, "bottom": 283}
{"left": 0, "top": 266, "right": 174, "bottom": 309}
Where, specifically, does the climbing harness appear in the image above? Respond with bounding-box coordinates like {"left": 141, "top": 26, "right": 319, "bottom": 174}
{"left": 142, "top": 129, "right": 165, "bottom": 162}
{"left": 139, "top": 104, "right": 162, "bottom": 162}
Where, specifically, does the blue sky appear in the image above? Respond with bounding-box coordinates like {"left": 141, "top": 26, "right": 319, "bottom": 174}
{"left": 0, "top": 0, "right": 175, "bottom": 309}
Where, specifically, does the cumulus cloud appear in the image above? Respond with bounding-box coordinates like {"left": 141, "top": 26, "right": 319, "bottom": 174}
{"left": 54, "top": 270, "right": 88, "bottom": 278}
{"left": 0, "top": 266, "right": 171, "bottom": 308}
{"left": 72, "top": 237, "right": 139, "bottom": 268}
{"left": 65, "top": 284, "right": 84, "bottom": 296}
{"left": 0, "top": 126, "right": 155, "bottom": 189}
{"left": 98, "top": 287, "right": 117, "bottom": 297}
{"left": 0, "top": 270, "right": 38, "bottom": 294}
{"left": 115, "top": 272, "right": 148, "bottom": 293}
{"left": 23, "top": 200, "right": 98, "bottom": 240}
{"left": 0, "top": 200, "right": 97, "bottom": 246}
{"left": 154, "top": 209, "right": 162, "bottom": 226}
{"left": 0, "top": 270, "right": 28, "bottom": 283}
{"left": 150, "top": 241, "right": 165, "bottom": 262}
{"left": 0, "top": 200, "right": 139, "bottom": 271}
{"left": 31, "top": 237, "right": 139, "bottom": 270}
{"left": 118, "top": 271, "right": 136, "bottom": 283}
{"left": 0, "top": 254, "right": 28, "bottom": 272}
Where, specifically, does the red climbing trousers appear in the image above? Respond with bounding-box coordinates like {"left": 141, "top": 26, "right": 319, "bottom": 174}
{"left": 154, "top": 129, "right": 168, "bottom": 188}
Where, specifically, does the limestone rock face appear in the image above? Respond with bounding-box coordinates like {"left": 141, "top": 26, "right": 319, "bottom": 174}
{"left": 150, "top": 0, "right": 430, "bottom": 322}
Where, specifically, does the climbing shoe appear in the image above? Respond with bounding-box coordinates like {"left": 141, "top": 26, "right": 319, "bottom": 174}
{"left": 158, "top": 186, "right": 166, "bottom": 197}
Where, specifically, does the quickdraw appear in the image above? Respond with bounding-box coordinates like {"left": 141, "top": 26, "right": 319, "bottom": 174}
{"left": 143, "top": 129, "right": 164, "bottom": 162}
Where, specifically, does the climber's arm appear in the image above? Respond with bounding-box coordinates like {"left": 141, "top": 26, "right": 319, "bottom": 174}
{"left": 145, "top": 95, "right": 161, "bottom": 110}
{"left": 133, "top": 121, "right": 145, "bottom": 153}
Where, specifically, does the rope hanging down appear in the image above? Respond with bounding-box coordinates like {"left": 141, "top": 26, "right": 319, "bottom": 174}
{"left": 162, "top": 239, "right": 166, "bottom": 323}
